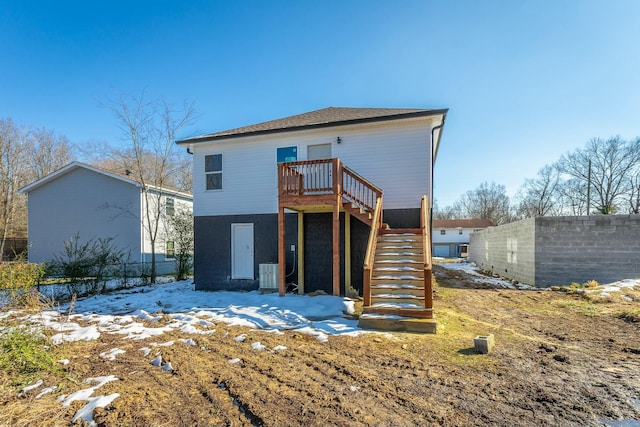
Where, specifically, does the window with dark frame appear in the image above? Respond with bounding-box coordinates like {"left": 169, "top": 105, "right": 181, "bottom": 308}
{"left": 166, "top": 198, "right": 175, "bottom": 216}
{"left": 440, "top": 230, "right": 446, "bottom": 235}
{"left": 205, "top": 154, "right": 222, "bottom": 190}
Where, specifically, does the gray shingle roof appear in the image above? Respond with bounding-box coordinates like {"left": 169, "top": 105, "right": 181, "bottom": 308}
{"left": 177, "top": 106, "right": 447, "bottom": 144}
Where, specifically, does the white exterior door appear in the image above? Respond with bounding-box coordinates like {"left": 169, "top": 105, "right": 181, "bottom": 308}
{"left": 232, "top": 223, "right": 254, "bottom": 279}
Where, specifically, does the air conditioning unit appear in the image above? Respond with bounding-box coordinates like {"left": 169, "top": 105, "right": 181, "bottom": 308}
{"left": 259, "top": 263, "right": 279, "bottom": 292}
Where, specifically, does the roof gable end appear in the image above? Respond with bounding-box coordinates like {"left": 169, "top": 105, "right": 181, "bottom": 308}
{"left": 18, "top": 161, "right": 141, "bottom": 194}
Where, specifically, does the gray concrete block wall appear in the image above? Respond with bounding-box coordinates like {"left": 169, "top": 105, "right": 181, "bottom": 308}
{"left": 469, "top": 218, "right": 536, "bottom": 285}
{"left": 535, "top": 214, "right": 640, "bottom": 286}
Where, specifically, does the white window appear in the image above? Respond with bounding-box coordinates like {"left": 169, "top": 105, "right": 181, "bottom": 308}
{"left": 205, "top": 154, "right": 222, "bottom": 190}
{"left": 459, "top": 229, "right": 463, "bottom": 235}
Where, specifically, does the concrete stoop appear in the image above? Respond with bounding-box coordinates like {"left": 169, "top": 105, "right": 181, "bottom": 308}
{"left": 358, "top": 314, "right": 437, "bottom": 334}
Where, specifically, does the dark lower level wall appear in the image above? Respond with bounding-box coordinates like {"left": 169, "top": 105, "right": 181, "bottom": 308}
{"left": 194, "top": 213, "right": 298, "bottom": 291}
{"left": 193, "top": 208, "right": 413, "bottom": 293}
{"left": 383, "top": 208, "right": 421, "bottom": 229}
{"left": 302, "top": 212, "right": 370, "bottom": 294}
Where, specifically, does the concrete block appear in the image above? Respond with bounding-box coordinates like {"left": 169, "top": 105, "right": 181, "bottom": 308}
{"left": 474, "top": 334, "right": 495, "bottom": 354}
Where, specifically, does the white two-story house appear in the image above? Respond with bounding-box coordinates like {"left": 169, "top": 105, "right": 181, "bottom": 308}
{"left": 177, "top": 107, "right": 447, "bottom": 299}
{"left": 432, "top": 219, "right": 495, "bottom": 258}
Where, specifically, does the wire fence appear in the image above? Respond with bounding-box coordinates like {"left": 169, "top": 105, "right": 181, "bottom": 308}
{"left": 39, "top": 260, "right": 182, "bottom": 301}
{"left": 1, "top": 238, "right": 28, "bottom": 261}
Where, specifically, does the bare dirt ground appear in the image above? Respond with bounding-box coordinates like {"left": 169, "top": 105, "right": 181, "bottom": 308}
{"left": 2, "top": 266, "right": 640, "bottom": 426}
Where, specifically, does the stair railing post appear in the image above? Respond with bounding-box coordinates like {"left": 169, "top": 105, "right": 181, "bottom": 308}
{"left": 421, "top": 195, "right": 433, "bottom": 311}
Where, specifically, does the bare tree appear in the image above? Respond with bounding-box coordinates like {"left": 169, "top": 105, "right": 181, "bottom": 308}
{"left": 27, "top": 127, "right": 74, "bottom": 180}
{"left": 0, "top": 119, "right": 31, "bottom": 255}
{"left": 627, "top": 174, "right": 640, "bottom": 214}
{"left": 432, "top": 199, "right": 461, "bottom": 220}
{"left": 457, "top": 181, "right": 512, "bottom": 225}
{"left": 108, "top": 93, "right": 196, "bottom": 283}
{"left": 164, "top": 205, "right": 194, "bottom": 280}
{"left": 556, "top": 178, "right": 588, "bottom": 215}
{"left": 516, "top": 165, "right": 562, "bottom": 218}
{"left": 556, "top": 136, "right": 640, "bottom": 214}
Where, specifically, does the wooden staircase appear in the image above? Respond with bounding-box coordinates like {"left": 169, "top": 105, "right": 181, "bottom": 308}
{"left": 342, "top": 202, "right": 374, "bottom": 226}
{"left": 358, "top": 197, "right": 436, "bottom": 333}
{"left": 276, "top": 159, "right": 435, "bottom": 333}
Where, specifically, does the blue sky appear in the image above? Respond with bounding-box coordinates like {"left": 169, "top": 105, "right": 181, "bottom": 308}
{"left": 2, "top": 1, "right": 639, "bottom": 206}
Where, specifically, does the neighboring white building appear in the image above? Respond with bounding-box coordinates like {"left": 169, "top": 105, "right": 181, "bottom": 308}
{"left": 432, "top": 219, "right": 494, "bottom": 258}
{"left": 19, "top": 162, "right": 192, "bottom": 274}
{"left": 176, "top": 106, "right": 448, "bottom": 293}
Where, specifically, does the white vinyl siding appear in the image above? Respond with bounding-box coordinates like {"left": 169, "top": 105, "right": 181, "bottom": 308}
{"left": 431, "top": 228, "right": 476, "bottom": 244}
{"left": 192, "top": 117, "right": 436, "bottom": 216}
{"left": 26, "top": 167, "right": 142, "bottom": 263}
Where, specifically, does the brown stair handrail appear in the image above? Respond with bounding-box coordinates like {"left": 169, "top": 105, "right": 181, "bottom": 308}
{"left": 341, "top": 166, "right": 383, "bottom": 213}
{"left": 362, "top": 196, "right": 383, "bottom": 307}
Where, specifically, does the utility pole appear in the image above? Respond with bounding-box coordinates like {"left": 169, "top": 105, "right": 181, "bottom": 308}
{"left": 586, "top": 159, "right": 591, "bottom": 215}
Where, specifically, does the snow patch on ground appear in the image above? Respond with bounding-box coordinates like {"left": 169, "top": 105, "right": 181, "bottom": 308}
{"left": 59, "top": 376, "right": 120, "bottom": 427}
{"left": 438, "top": 261, "right": 535, "bottom": 289}
{"left": 438, "top": 261, "right": 640, "bottom": 294}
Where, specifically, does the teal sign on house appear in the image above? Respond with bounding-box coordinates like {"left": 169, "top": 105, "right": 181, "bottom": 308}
{"left": 277, "top": 146, "right": 297, "bottom": 163}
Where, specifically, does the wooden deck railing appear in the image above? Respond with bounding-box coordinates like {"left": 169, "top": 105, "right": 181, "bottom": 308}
{"left": 421, "top": 195, "right": 433, "bottom": 310}
{"left": 362, "top": 196, "right": 383, "bottom": 307}
{"left": 278, "top": 159, "right": 382, "bottom": 213}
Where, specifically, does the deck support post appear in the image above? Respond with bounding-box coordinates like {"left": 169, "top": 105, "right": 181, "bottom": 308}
{"left": 332, "top": 197, "right": 340, "bottom": 296}
{"left": 345, "top": 212, "right": 351, "bottom": 295}
{"left": 278, "top": 204, "right": 286, "bottom": 296}
{"left": 297, "top": 211, "right": 305, "bottom": 294}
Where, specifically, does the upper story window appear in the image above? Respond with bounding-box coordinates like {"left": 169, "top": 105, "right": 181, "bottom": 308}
{"left": 459, "top": 229, "right": 463, "bottom": 235}
{"left": 166, "top": 198, "right": 175, "bottom": 216}
{"left": 205, "top": 154, "right": 222, "bottom": 190}
{"left": 440, "top": 230, "right": 446, "bottom": 235}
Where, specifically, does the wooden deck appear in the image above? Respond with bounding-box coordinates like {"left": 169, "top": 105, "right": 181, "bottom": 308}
{"left": 277, "top": 159, "right": 434, "bottom": 332}
{"left": 277, "top": 158, "right": 382, "bottom": 296}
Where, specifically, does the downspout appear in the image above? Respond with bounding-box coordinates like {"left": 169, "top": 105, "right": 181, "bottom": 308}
{"left": 430, "top": 118, "right": 445, "bottom": 235}
{"left": 140, "top": 187, "right": 145, "bottom": 266}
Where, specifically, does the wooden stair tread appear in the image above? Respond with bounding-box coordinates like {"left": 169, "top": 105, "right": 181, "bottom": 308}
{"left": 380, "top": 228, "right": 421, "bottom": 235}
{"left": 362, "top": 306, "right": 433, "bottom": 319}
{"left": 358, "top": 314, "right": 436, "bottom": 333}
{"left": 371, "top": 279, "right": 424, "bottom": 286}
